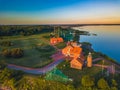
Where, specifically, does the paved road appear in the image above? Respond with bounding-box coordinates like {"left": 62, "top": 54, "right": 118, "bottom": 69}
{"left": 93, "top": 58, "right": 120, "bottom": 74}
{"left": 8, "top": 56, "right": 120, "bottom": 74}
{"left": 7, "top": 51, "right": 65, "bottom": 74}
{"left": 7, "top": 38, "right": 65, "bottom": 74}
{"left": 7, "top": 41, "right": 120, "bottom": 75}
{"left": 8, "top": 59, "right": 63, "bottom": 74}
{"left": 93, "top": 57, "right": 120, "bottom": 69}
{"left": 93, "top": 57, "right": 104, "bottom": 62}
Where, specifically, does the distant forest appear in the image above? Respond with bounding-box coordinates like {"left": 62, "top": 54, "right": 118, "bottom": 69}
{"left": 0, "top": 25, "right": 54, "bottom": 36}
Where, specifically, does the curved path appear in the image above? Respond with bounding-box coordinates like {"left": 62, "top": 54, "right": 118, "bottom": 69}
{"left": 93, "top": 57, "right": 120, "bottom": 69}
{"left": 93, "top": 57, "right": 104, "bottom": 62}
{"left": 7, "top": 38, "right": 65, "bottom": 74}
{"left": 7, "top": 56, "right": 120, "bottom": 74}
{"left": 7, "top": 39, "right": 120, "bottom": 75}
{"left": 7, "top": 51, "right": 65, "bottom": 74}
{"left": 93, "top": 58, "right": 120, "bottom": 74}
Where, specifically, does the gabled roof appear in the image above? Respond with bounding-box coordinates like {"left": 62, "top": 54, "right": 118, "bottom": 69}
{"left": 76, "top": 58, "right": 84, "bottom": 64}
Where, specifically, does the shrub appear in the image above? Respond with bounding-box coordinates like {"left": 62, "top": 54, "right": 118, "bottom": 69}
{"left": 11, "top": 48, "right": 24, "bottom": 58}
{"left": 0, "top": 41, "right": 13, "bottom": 46}
{"left": 97, "top": 78, "right": 110, "bottom": 89}
{"left": 2, "top": 48, "right": 24, "bottom": 58}
{"left": 2, "top": 49, "right": 11, "bottom": 57}
{"left": 81, "top": 75, "right": 95, "bottom": 87}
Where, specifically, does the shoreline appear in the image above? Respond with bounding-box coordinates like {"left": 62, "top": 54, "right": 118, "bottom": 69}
{"left": 72, "top": 26, "right": 120, "bottom": 63}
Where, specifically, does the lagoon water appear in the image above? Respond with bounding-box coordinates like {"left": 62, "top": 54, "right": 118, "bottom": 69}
{"left": 74, "top": 25, "right": 120, "bottom": 62}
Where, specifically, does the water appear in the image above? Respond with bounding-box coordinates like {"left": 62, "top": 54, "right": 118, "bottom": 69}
{"left": 74, "top": 25, "right": 120, "bottom": 62}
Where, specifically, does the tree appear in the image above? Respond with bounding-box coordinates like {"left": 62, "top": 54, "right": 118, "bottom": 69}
{"left": 2, "top": 48, "right": 24, "bottom": 58}
{"left": 10, "top": 48, "right": 24, "bottom": 58}
{"left": 17, "top": 76, "right": 37, "bottom": 90}
{"left": 81, "top": 75, "right": 95, "bottom": 89}
{"left": 112, "top": 79, "right": 118, "bottom": 87}
{"left": 111, "top": 87, "right": 118, "bottom": 90}
{"left": 0, "top": 62, "right": 6, "bottom": 69}
{"left": 0, "top": 68, "right": 13, "bottom": 83}
{"left": 111, "top": 79, "right": 118, "bottom": 90}
{"left": 0, "top": 41, "right": 12, "bottom": 46}
{"left": 97, "top": 78, "right": 110, "bottom": 90}
{"left": 2, "top": 79, "right": 16, "bottom": 90}
{"left": 2, "top": 49, "right": 11, "bottom": 57}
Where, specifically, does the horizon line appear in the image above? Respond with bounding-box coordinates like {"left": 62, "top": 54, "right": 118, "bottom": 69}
{"left": 0, "top": 23, "right": 120, "bottom": 26}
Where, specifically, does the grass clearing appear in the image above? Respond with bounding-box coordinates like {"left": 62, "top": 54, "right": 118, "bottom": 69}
{"left": 0, "top": 33, "right": 56, "bottom": 68}
{"left": 57, "top": 60, "right": 103, "bottom": 86}
{"left": 55, "top": 42, "right": 66, "bottom": 49}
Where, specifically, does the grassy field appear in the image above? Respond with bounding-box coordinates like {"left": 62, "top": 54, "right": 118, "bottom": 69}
{"left": 0, "top": 33, "right": 56, "bottom": 68}
{"left": 55, "top": 42, "right": 66, "bottom": 49}
{"left": 57, "top": 60, "right": 107, "bottom": 86}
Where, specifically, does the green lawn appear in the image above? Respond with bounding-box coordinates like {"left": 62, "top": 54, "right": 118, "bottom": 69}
{"left": 55, "top": 42, "right": 66, "bottom": 49}
{"left": 57, "top": 60, "right": 105, "bottom": 86}
{"left": 0, "top": 33, "right": 56, "bottom": 68}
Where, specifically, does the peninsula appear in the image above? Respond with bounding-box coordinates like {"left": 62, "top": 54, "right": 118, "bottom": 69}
{"left": 0, "top": 25, "right": 120, "bottom": 90}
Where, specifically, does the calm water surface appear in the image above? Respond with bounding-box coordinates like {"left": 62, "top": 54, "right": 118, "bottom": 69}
{"left": 74, "top": 26, "right": 120, "bottom": 62}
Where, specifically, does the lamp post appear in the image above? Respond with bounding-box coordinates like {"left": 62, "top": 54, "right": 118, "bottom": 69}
{"left": 112, "top": 64, "right": 115, "bottom": 78}
{"left": 102, "top": 60, "right": 104, "bottom": 76}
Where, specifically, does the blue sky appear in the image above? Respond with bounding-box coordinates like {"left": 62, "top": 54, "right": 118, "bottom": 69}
{"left": 0, "top": 0, "right": 120, "bottom": 24}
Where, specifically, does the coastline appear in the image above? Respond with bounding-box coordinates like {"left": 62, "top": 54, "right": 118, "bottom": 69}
{"left": 72, "top": 25, "right": 120, "bottom": 63}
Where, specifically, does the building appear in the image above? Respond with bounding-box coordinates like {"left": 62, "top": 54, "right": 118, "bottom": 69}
{"left": 70, "top": 53, "right": 85, "bottom": 70}
{"left": 62, "top": 41, "right": 85, "bottom": 69}
{"left": 50, "top": 37, "right": 63, "bottom": 45}
{"left": 62, "top": 41, "right": 82, "bottom": 57}
{"left": 62, "top": 45, "right": 73, "bottom": 56}
{"left": 57, "top": 37, "right": 64, "bottom": 43}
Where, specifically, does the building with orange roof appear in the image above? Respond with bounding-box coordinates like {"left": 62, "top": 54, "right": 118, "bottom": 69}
{"left": 70, "top": 53, "right": 85, "bottom": 70}
{"left": 71, "top": 46, "right": 82, "bottom": 57}
{"left": 50, "top": 37, "right": 64, "bottom": 45}
{"left": 70, "top": 57, "right": 84, "bottom": 70}
{"left": 57, "top": 37, "right": 64, "bottom": 43}
{"left": 62, "top": 41, "right": 85, "bottom": 69}
{"left": 62, "top": 42, "right": 82, "bottom": 57}
{"left": 50, "top": 37, "right": 57, "bottom": 45}
{"left": 62, "top": 45, "right": 74, "bottom": 56}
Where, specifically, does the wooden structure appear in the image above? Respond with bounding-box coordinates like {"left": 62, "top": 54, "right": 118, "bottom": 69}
{"left": 62, "top": 45, "right": 73, "bottom": 56}
{"left": 70, "top": 53, "right": 85, "bottom": 69}
{"left": 62, "top": 41, "right": 85, "bottom": 70}
{"left": 87, "top": 52, "right": 92, "bottom": 67}
{"left": 57, "top": 37, "right": 64, "bottom": 43}
{"left": 50, "top": 37, "right": 63, "bottom": 45}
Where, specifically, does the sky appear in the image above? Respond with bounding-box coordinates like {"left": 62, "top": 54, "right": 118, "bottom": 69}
{"left": 0, "top": 0, "right": 120, "bottom": 25}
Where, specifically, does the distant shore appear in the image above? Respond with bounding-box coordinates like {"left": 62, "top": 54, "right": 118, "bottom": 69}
{"left": 0, "top": 24, "right": 120, "bottom": 26}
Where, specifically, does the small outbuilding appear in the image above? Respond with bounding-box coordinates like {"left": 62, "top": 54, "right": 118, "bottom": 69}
{"left": 50, "top": 37, "right": 63, "bottom": 45}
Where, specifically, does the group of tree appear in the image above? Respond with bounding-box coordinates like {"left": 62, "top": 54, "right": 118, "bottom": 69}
{"left": 0, "top": 64, "right": 74, "bottom": 90}
{"left": 0, "top": 63, "right": 119, "bottom": 90}
{"left": 1, "top": 48, "right": 24, "bottom": 58}
{"left": 0, "top": 63, "right": 24, "bottom": 90}
{"left": 0, "top": 41, "right": 13, "bottom": 46}
{"left": 0, "top": 61, "right": 119, "bottom": 90}
{"left": 78, "top": 75, "right": 118, "bottom": 90}
{"left": 0, "top": 25, "right": 54, "bottom": 37}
